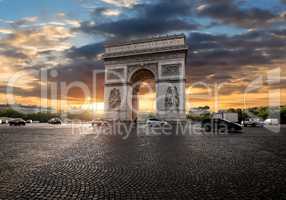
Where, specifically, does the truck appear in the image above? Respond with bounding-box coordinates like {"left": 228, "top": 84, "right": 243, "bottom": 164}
{"left": 213, "top": 112, "right": 239, "bottom": 123}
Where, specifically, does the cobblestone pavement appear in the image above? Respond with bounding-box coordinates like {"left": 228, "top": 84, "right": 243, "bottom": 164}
{"left": 0, "top": 125, "right": 286, "bottom": 199}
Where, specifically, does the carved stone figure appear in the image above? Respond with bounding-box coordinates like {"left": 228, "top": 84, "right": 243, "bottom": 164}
{"left": 173, "top": 87, "right": 180, "bottom": 109}
{"left": 109, "top": 88, "right": 121, "bottom": 109}
{"left": 165, "top": 86, "right": 180, "bottom": 110}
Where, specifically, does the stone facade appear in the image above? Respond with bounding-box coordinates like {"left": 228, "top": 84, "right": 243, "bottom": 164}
{"left": 104, "top": 34, "right": 188, "bottom": 121}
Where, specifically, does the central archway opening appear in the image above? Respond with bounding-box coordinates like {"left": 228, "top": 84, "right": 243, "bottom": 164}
{"left": 130, "top": 69, "right": 156, "bottom": 121}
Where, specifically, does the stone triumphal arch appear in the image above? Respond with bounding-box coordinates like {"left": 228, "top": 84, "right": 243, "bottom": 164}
{"left": 104, "top": 34, "right": 188, "bottom": 121}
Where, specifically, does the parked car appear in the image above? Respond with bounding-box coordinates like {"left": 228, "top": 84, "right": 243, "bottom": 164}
{"left": 146, "top": 118, "right": 169, "bottom": 127}
{"left": 48, "top": 118, "right": 62, "bottom": 125}
{"left": 9, "top": 118, "right": 26, "bottom": 126}
{"left": 0, "top": 119, "right": 9, "bottom": 124}
{"left": 242, "top": 119, "right": 263, "bottom": 127}
{"left": 202, "top": 118, "right": 242, "bottom": 133}
{"left": 263, "top": 118, "right": 279, "bottom": 125}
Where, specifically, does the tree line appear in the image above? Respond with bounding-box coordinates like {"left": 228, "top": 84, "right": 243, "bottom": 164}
{"left": 0, "top": 109, "right": 61, "bottom": 123}
{"left": 0, "top": 109, "right": 99, "bottom": 122}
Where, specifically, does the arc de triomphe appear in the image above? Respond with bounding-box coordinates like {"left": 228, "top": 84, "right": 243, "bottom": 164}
{"left": 103, "top": 34, "right": 188, "bottom": 121}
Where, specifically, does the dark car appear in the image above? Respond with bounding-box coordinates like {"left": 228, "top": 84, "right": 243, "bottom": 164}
{"left": 202, "top": 118, "right": 242, "bottom": 133}
{"left": 146, "top": 118, "right": 169, "bottom": 127}
{"left": 9, "top": 118, "right": 26, "bottom": 126}
{"left": 48, "top": 118, "right": 62, "bottom": 125}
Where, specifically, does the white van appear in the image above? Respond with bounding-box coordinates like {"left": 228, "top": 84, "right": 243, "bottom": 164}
{"left": 263, "top": 119, "right": 279, "bottom": 125}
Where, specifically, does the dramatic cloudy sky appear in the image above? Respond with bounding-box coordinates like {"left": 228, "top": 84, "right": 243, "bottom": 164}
{"left": 0, "top": 0, "right": 285, "bottom": 111}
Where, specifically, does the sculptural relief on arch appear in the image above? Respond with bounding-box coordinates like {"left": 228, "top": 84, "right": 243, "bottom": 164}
{"left": 103, "top": 34, "right": 188, "bottom": 121}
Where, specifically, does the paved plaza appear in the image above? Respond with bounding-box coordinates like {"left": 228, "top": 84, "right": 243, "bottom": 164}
{"left": 0, "top": 124, "right": 286, "bottom": 199}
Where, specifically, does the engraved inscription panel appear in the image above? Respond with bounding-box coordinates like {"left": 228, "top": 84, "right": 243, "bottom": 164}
{"left": 106, "top": 38, "right": 185, "bottom": 54}
{"left": 105, "top": 52, "right": 186, "bottom": 65}
{"left": 161, "top": 64, "right": 181, "bottom": 77}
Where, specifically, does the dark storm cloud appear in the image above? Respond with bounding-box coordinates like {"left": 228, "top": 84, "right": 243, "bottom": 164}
{"left": 49, "top": 42, "right": 105, "bottom": 96}
{"left": 188, "top": 28, "right": 286, "bottom": 91}
{"left": 79, "top": 0, "right": 285, "bottom": 39}
{"left": 0, "top": 43, "right": 22, "bottom": 56}
{"left": 189, "top": 29, "right": 286, "bottom": 67}
{"left": 61, "top": 44, "right": 105, "bottom": 100}
{"left": 197, "top": 0, "right": 279, "bottom": 28}
{"left": 0, "top": 46, "right": 28, "bottom": 59}
{"left": 11, "top": 16, "right": 38, "bottom": 27}
{"left": 67, "top": 42, "right": 104, "bottom": 59}
{"left": 0, "top": 56, "right": 104, "bottom": 100}
{"left": 92, "top": 7, "right": 110, "bottom": 16}
{"left": 83, "top": 19, "right": 197, "bottom": 38}
{"left": 137, "top": 0, "right": 193, "bottom": 19}
{"left": 48, "top": 59, "right": 104, "bottom": 84}
{"left": 46, "top": 58, "right": 105, "bottom": 100}
{"left": 80, "top": 0, "right": 198, "bottom": 38}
